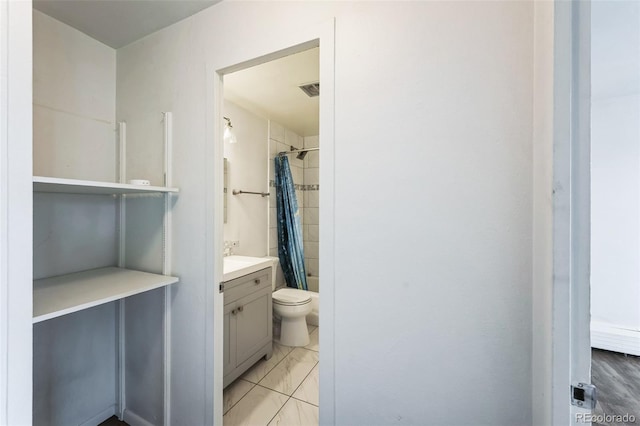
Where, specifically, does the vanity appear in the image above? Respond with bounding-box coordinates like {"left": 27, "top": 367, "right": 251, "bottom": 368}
{"left": 222, "top": 256, "right": 274, "bottom": 387}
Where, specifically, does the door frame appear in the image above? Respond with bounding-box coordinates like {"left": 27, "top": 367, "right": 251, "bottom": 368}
{"left": 205, "top": 19, "right": 336, "bottom": 426}
{"left": 551, "top": 0, "right": 591, "bottom": 424}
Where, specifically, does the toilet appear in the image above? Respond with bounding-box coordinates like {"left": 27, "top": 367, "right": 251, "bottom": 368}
{"left": 265, "top": 257, "right": 312, "bottom": 347}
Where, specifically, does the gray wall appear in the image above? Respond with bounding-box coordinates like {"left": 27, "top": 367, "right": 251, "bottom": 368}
{"left": 117, "top": 1, "right": 534, "bottom": 425}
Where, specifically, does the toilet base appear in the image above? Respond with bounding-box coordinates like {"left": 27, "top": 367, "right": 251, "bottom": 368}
{"left": 279, "top": 316, "right": 310, "bottom": 347}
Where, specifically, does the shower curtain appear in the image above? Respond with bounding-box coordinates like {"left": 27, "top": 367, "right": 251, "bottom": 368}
{"left": 275, "top": 155, "right": 308, "bottom": 290}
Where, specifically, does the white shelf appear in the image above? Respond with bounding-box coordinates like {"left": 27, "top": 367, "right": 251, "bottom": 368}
{"left": 33, "top": 176, "right": 179, "bottom": 195}
{"left": 33, "top": 267, "right": 179, "bottom": 323}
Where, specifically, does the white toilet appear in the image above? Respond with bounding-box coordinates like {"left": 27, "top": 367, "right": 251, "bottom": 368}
{"left": 273, "top": 288, "right": 312, "bottom": 347}
{"left": 265, "top": 257, "right": 312, "bottom": 347}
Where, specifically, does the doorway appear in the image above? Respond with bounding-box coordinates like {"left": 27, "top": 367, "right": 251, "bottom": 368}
{"left": 221, "top": 47, "right": 321, "bottom": 425}
{"left": 589, "top": 1, "right": 640, "bottom": 424}
{"left": 207, "top": 23, "right": 335, "bottom": 426}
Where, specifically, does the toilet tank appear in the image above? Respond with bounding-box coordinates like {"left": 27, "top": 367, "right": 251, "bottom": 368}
{"left": 263, "top": 256, "right": 282, "bottom": 290}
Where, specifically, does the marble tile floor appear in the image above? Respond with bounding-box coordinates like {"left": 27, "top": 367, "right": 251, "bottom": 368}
{"left": 224, "top": 325, "right": 319, "bottom": 426}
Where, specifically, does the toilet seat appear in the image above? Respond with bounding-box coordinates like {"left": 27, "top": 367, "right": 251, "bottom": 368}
{"left": 273, "top": 288, "right": 311, "bottom": 306}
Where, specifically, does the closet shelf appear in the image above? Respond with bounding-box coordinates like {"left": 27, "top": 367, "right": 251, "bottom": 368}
{"left": 33, "top": 267, "right": 179, "bottom": 323}
{"left": 33, "top": 176, "right": 179, "bottom": 195}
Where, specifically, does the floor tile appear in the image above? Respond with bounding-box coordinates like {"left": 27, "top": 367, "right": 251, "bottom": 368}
{"left": 223, "top": 385, "right": 288, "bottom": 426}
{"left": 242, "top": 343, "right": 294, "bottom": 384}
{"left": 305, "top": 328, "right": 319, "bottom": 352}
{"left": 224, "top": 379, "right": 255, "bottom": 414}
{"left": 292, "top": 364, "right": 319, "bottom": 406}
{"left": 268, "top": 398, "right": 318, "bottom": 426}
{"left": 307, "top": 324, "right": 317, "bottom": 335}
{"left": 259, "top": 348, "right": 319, "bottom": 395}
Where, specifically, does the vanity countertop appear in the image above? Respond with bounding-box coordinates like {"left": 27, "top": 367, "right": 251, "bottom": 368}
{"left": 223, "top": 255, "right": 273, "bottom": 282}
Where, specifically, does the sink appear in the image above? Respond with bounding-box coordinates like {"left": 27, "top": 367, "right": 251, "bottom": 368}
{"left": 223, "top": 255, "right": 273, "bottom": 282}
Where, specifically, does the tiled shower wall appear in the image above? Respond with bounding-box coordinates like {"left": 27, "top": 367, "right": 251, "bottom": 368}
{"left": 268, "top": 123, "right": 320, "bottom": 291}
{"left": 302, "top": 135, "right": 319, "bottom": 290}
{"left": 268, "top": 121, "right": 304, "bottom": 263}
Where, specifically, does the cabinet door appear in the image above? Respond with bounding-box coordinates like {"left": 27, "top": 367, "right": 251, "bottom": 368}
{"left": 223, "top": 303, "right": 236, "bottom": 377}
{"left": 235, "top": 287, "right": 272, "bottom": 367}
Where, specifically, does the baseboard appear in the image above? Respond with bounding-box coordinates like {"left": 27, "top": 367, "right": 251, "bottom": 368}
{"left": 123, "top": 408, "right": 156, "bottom": 426}
{"left": 591, "top": 321, "right": 640, "bottom": 356}
{"left": 79, "top": 405, "right": 116, "bottom": 426}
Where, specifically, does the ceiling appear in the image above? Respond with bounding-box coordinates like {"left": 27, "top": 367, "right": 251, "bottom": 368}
{"left": 224, "top": 47, "right": 319, "bottom": 137}
{"left": 33, "top": 0, "right": 220, "bottom": 49}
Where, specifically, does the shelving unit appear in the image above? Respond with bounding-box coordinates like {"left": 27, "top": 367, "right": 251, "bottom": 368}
{"left": 33, "top": 267, "right": 179, "bottom": 323}
{"left": 34, "top": 176, "right": 179, "bottom": 195}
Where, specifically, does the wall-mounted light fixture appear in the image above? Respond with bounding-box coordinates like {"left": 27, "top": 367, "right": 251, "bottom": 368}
{"left": 223, "top": 116, "right": 237, "bottom": 144}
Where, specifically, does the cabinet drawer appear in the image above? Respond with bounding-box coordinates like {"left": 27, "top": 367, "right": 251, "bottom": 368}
{"left": 224, "top": 267, "right": 271, "bottom": 303}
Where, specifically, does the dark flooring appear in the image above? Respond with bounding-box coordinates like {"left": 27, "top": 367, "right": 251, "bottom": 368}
{"left": 592, "top": 348, "right": 640, "bottom": 426}
{"left": 98, "top": 416, "right": 128, "bottom": 426}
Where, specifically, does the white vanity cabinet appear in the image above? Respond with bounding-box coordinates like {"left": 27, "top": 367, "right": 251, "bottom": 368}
{"left": 223, "top": 267, "right": 273, "bottom": 387}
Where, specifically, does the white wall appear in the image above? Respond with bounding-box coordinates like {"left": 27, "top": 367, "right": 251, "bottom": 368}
{"left": 223, "top": 100, "right": 269, "bottom": 256}
{"left": 116, "top": 2, "right": 534, "bottom": 424}
{"left": 32, "top": 11, "right": 119, "bottom": 426}
{"left": 33, "top": 10, "right": 116, "bottom": 182}
{"left": 590, "top": 0, "right": 640, "bottom": 355}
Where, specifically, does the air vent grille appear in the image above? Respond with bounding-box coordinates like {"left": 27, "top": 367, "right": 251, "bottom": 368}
{"left": 299, "top": 82, "right": 320, "bottom": 97}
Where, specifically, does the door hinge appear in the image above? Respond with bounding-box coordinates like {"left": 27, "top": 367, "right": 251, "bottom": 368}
{"left": 571, "top": 382, "right": 597, "bottom": 409}
{"left": 219, "top": 283, "right": 224, "bottom": 293}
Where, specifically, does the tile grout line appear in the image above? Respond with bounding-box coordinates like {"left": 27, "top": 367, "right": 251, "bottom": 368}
{"left": 288, "top": 360, "right": 319, "bottom": 404}
{"left": 223, "top": 380, "right": 257, "bottom": 416}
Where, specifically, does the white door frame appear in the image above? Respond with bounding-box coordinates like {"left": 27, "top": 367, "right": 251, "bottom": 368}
{"left": 0, "top": 0, "right": 33, "bottom": 424}
{"left": 551, "top": 0, "right": 592, "bottom": 424}
{"left": 205, "top": 19, "right": 336, "bottom": 426}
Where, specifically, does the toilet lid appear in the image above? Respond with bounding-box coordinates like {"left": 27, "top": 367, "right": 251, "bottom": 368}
{"left": 273, "top": 288, "right": 311, "bottom": 306}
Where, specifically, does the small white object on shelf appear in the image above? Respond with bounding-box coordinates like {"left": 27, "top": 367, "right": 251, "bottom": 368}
{"left": 33, "top": 267, "right": 179, "bottom": 323}
{"left": 33, "top": 176, "right": 179, "bottom": 195}
{"left": 129, "top": 179, "right": 150, "bottom": 186}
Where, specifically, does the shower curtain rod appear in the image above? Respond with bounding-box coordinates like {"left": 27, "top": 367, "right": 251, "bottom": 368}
{"left": 277, "top": 147, "right": 320, "bottom": 156}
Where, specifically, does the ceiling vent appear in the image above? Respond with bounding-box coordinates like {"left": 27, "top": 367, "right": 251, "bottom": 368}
{"left": 299, "top": 82, "right": 320, "bottom": 97}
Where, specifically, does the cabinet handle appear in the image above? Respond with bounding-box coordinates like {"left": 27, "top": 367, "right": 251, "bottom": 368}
{"left": 231, "top": 309, "right": 237, "bottom": 315}
{"left": 255, "top": 279, "right": 261, "bottom": 285}
{"left": 238, "top": 306, "right": 244, "bottom": 312}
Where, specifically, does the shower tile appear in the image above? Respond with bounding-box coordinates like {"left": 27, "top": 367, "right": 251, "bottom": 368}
{"left": 269, "top": 228, "right": 278, "bottom": 250}
{"left": 241, "top": 342, "right": 294, "bottom": 384}
{"left": 267, "top": 397, "right": 319, "bottom": 426}
{"left": 269, "top": 138, "right": 278, "bottom": 156}
{"left": 293, "top": 364, "right": 319, "bottom": 406}
{"left": 308, "top": 225, "right": 319, "bottom": 242}
{"left": 304, "top": 135, "right": 319, "bottom": 149}
{"left": 305, "top": 208, "right": 319, "bottom": 225}
{"left": 285, "top": 129, "right": 302, "bottom": 149}
{"left": 223, "top": 379, "right": 255, "bottom": 414}
{"left": 305, "top": 244, "right": 318, "bottom": 259}
{"left": 223, "top": 385, "right": 288, "bottom": 426}
{"left": 303, "top": 224, "right": 309, "bottom": 242}
{"left": 269, "top": 247, "right": 278, "bottom": 257}
{"left": 270, "top": 122, "right": 285, "bottom": 143}
{"left": 307, "top": 151, "right": 320, "bottom": 168}
{"left": 269, "top": 207, "right": 277, "bottom": 229}
{"left": 277, "top": 142, "right": 288, "bottom": 157}
{"left": 259, "top": 347, "right": 319, "bottom": 395}
{"left": 307, "top": 191, "right": 319, "bottom": 208}
{"left": 304, "top": 168, "right": 319, "bottom": 185}
{"left": 307, "top": 259, "right": 319, "bottom": 277}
